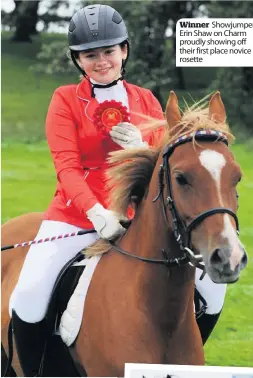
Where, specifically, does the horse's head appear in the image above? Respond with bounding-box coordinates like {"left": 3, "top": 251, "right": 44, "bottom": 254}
{"left": 164, "top": 91, "right": 248, "bottom": 283}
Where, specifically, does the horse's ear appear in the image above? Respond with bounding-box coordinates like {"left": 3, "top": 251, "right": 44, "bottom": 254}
{"left": 165, "top": 91, "right": 181, "bottom": 129}
{"left": 209, "top": 91, "right": 226, "bottom": 123}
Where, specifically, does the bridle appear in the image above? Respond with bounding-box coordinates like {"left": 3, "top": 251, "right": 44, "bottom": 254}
{"left": 110, "top": 130, "right": 240, "bottom": 275}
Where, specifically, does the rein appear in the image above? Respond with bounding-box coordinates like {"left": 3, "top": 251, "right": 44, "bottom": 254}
{"left": 109, "top": 242, "right": 192, "bottom": 267}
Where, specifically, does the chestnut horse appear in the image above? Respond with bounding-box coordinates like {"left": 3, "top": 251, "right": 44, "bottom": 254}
{"left": 1, "top": 92, "right": 248, "bottom": 376}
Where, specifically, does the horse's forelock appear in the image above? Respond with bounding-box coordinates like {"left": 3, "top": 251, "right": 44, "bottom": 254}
{"left": 167, "top": 99, "right": 234, "bottom": 145}
{"left": 129, "top": 97, "right": 234, "bottom": 149}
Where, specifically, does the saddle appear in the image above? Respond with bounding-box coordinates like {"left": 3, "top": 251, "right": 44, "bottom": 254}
{"left": 42, "top": 251, "right": 88, "bottom": 377}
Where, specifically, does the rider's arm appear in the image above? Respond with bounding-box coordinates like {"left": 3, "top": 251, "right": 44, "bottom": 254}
{"left": 46, "top": 88, "right": 98, "bottom": 214}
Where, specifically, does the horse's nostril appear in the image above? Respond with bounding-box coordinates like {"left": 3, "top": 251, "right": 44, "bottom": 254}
{"left": 210, "top": 248, "right": 224, "bottom": 265}
{"left": 241, "top": 252, "right": 248, "bottom": 266}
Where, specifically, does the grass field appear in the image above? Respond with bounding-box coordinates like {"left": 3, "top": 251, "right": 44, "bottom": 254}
{"left": 1, "top": 32, "right": 77, "bottom": 142}
{"left": 1, "top": 31, "right": 253, "bottom": 367}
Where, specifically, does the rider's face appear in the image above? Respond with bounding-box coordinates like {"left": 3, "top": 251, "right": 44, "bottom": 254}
{"left": 77, "top": 44, "right": 127, "bottom": 84}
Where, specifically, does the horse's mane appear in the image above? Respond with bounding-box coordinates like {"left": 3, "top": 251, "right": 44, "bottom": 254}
{"left": 84, "top": 95, "right": 234, "bottom": 257}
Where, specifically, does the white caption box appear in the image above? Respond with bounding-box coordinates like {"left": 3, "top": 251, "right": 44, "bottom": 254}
{"left": 125, "top": 363, "right": 253, "bottom": 378}
{"left": 176, "top": 18, "right": 253, "bottom": 67}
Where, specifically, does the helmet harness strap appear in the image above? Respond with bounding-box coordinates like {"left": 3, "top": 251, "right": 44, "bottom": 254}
{"left": 70, "top": 51, "right": 127, "bottom": 97}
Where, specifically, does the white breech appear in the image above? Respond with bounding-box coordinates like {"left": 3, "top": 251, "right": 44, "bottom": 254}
{"left": 195, "top": 267, "right": 226, "bottom": 314}
{"left": 9, "top": 220, "right": 99, "bottom": 323}
{"left": 9, "top": 220, "right": 226, "bottom": 322}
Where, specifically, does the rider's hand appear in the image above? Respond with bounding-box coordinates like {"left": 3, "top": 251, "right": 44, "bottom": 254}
{"left": 109, "top": 122, "right": 148, "bottom": 149}
{"left": 86, "top": 203, "right": 127, "bottom": 240}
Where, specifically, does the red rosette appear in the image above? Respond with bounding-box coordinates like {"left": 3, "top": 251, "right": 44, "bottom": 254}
{"left": 93, "top": 100, "right": 130, "bottom": 133}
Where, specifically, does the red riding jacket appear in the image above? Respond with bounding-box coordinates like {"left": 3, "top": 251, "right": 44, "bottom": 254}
{"left": 44, "top": 79, "right": 165, "bottom": 229}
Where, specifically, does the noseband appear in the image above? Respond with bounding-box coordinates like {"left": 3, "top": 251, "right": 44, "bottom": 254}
{"left": 111, "top": 130, "right": 240, "bottom": 275}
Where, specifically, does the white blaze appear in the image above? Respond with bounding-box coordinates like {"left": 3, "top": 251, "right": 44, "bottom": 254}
{"left": 199, "top": 149, "right": 226, "bottom": 205}
{"left": 222, "top": 214, "right": 243, "bottom": 270}
{"left": 199, "top": 149, "right": 243, "bottom": 270}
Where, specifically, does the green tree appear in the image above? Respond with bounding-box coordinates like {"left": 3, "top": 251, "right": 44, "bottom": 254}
{"left": 2, "top": 0, "right": 74, "bottom": 41}
{"left": 10, "top": 1, "right": 40, "bottom": 42}
{"left": 207, "top": 1, "right": 253, "bottom": 134}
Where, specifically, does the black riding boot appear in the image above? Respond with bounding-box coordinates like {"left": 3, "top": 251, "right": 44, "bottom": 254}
{"left": 196, "top": 311, "right": 222, "bottom": 345}
{"left": 12, "top": 310, "right": 47, "bottom": 376}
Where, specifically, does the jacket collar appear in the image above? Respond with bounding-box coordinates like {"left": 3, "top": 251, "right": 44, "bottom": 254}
{"left": 76, "top": 78, "right": 142, "bottom": 124}
{"left": 76, "top": 78, "right": 139, "bottom": 101}
{"left": 76, "top": 79, "right": 94, "bottom": 102}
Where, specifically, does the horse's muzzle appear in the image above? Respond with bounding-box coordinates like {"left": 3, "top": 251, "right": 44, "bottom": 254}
{"left": 207, "top": 244, "right": 248, "bottom": 283}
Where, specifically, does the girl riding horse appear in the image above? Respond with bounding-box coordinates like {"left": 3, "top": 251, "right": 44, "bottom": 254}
{"left": 2, "top": 4, "right": 240, "bottom": 376}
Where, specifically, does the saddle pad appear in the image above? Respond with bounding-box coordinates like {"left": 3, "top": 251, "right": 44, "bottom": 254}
{"left": 59, "top": 255, "right": 101, "bottom": 346}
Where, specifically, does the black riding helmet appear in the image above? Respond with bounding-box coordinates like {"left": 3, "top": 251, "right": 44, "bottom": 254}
{"left": 68, "top": 4, "right": 130, "bottom": 77}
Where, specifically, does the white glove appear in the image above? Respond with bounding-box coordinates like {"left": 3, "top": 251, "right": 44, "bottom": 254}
{"left": 109, "top": 122, "right": 148, "bottom": 149}
{"left": 86, "top": 203, "right": 127, "bottom": 240}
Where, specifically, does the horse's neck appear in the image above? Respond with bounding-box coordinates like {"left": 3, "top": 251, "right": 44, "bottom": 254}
{"left": 120, "top": 195, "right": 195, "bottom": 330}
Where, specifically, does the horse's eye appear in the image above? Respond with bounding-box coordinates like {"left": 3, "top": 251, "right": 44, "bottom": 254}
{"left": 176, "top": 174, "right": 188, "bottom": 186}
